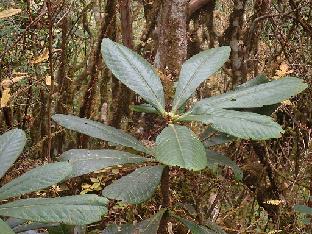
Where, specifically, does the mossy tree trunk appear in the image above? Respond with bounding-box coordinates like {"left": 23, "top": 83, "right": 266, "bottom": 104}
{"left": 156, "top": 1, "right": 189, "bottom": 233}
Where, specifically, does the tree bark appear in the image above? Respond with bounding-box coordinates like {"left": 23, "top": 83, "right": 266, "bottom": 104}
{"left": 244, "top": 0, "right": 271, "bottom": 76}
{"left": 111, "top": 0, "right": 133, "bottom": 128}
{"left": 156, "top": 0, "right": 189, "bottom": 77}
{"left": 78, "top": 0, "right": 116, "bottom": 147}
{"left": 188, "top": 0, "right": 213, "bottom": 18}
{"left": 219, "top": 0, "right": 247, "bottom": 87}
{"left": 55, "top": 15, "right": 71, "bottom": 154}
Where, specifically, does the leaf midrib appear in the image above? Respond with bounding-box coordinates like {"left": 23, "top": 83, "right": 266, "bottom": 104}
{"left": 170, "top": 125, "right": 186, "bottom": 167}
{"left": 0, "top": 204, "right": 103, "bottom": 210}
{"left": 173, "top": 49, "right": 220, "bottom": 111}
{"left": 83, "top": 120, "right": 147, "bottom": 153}
{"left": 111, "top": 43, "right": 164, "bottom": 112}
{"left": 195, "top": 77, "right": 307, "bottom": 109}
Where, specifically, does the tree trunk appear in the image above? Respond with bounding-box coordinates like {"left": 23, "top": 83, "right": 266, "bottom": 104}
{"left": 219, "top": 0, "right": 247, "bottom": 87}
{"left": 156, "top": 0, "right": 189, "bottom": 77}
{"left": 156, "top": 1, "right": 189, "bottom": 233}
{"left": 78, "top": 0, "right": 116, "bottom": 147}
{"left": 111, "top": 0, "right": 133, "bottom": 128}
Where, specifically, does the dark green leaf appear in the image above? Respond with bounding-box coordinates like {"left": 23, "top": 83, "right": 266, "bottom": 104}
{"left": 52, "top": 114, "right": 148, "bottom": 153}
{"left": 173, "top": 215, "right": 218, "bottom": 234}
{"left": 102, "top": 166, "right": 163, "bottom": 204}
{"left": 201, "top": 126, "right": 235, "bottom": 147}
{"left": 5, "top": 217, "right": 25, "bottom": 228}
{"left": 231, "top": 75, "right": 279, "bottom": 116}
{"left": 0, "top": 218, "right": 15, "bottom": 234}
{"left": 135, "top": 209, "right": 166, "bottom": 234}
{"left": 0, "top": 129, "right": 26, "bottom": 178}
{"left": 130, "top": 104, "right": 158, "bottom": 114}
{"left": 13, "top": 222, "right": 59, "bottom": 233}
{"left": 294, "top": 204, "right": 312, "bottom": 215}
{"left": 0, "top": 162, "right": 72, "bottom": 200}
{"left": 103, "top": 209, "right": 165, "bottom": 234}
{"left": 191, "top": 77, "right": 307, "bottom": 111}
{"left": 155, "top": 125, "right": 207, "bottom": 171}
{"left": 49, "top": 225, "right": 86, "bottom": 234}
{"left": 178, "top": 109, "right": 284, "bottom": 140}
{"left": 206, "top": 150, "right": 243, "bottom": 180}
{"left": 101, "top": 38, "right": 165, "bottom": 113}
{"left": 172, "top": 46, "right": 231, "bottom": 112}
{"left": 60, "top": 149, "right": 147, "bottom": 177}
{"left": 0, "top": 195, "right": 108, "bottom": 225}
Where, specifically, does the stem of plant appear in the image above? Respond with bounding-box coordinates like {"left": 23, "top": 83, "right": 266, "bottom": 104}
{"left": 158, "top": 166, "right": 170, "bottom": 234}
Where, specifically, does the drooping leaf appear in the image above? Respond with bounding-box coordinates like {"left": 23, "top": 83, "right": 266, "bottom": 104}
{"left": 191, "top": 77, "right": 307, "bottom": 111}
{"left": 135, "top": 209, "right": 166, "bottom": 234}
{"left": 203, "top": 133, "right": 234, "bottom": 147}
{"left": 173, "top": 215, "right": 218, "bottom": 234}
{"left": 155, "top": 125, "right": 207, "bottom": 171}
{"left": 178, "top": 109, "right": 284, "bottom": 140}
{"left": 52, "top": 114, "right": 148, "bottom": 153}
{"left": 201, "top": 126, "right": 235, "bottom": 147}
{"left": 206, "top": 150, "right": 243, "bottom": 180}
{"left": 47, "top": 224, "right": 76, "bottom": 234}
{"left": 294, "top": 204, "right": 312, "bottom": 215}
{"left": 172, "top": 46, "right": 230, "bottom": 112}
{"left": 5, "top": 217, "right": 25, "bottom": 228}
{"left": 0, "top": 218, "right": 15, "bottom": 234}
{"left": 101, "top": 38, "right": 165, "bottom": 113}
{"left": 102, "top": 166, "right": 163, "bottom": 204}
{"left": 60, "top": 149, "right": 147, "bottom": 177}
{"left": 130, "top": 103, "right": 158, "bottom": 114}
{"left": 0, "top": 162, "right": 72, "bottom": 200}
{"left": 103, "top": 209, "right": 165, "bottom": 234}
{"left": 0, "top": 129, "right": 26, "bottom": 178}
{"left": 0, "top": 195, "right": 108, "bottom": 225}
